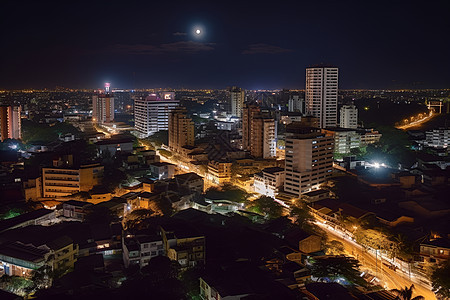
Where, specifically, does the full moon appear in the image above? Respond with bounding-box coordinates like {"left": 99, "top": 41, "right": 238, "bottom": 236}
{"left": 195, "top": 29, "right": 201, "bottom": 35}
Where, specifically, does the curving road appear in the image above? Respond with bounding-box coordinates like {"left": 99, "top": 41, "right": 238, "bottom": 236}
{"left": 318, "top": 221, "right": 436, "bottom": 299}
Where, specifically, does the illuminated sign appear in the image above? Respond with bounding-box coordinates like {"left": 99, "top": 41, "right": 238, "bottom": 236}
{"left": 164, "top": 94, "right": 172, "bottom": 100}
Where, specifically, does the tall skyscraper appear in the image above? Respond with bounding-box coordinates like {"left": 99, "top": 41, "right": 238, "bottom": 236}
{"left": 339, "top": 105, "right": 358, "bottom": 129}
{"left": 92, "top": 83, "right": 114, "bottom": 124}
{"left": 134, "top": 92, "right": 179, "bottom": 138}
{"left": 168, "top": 106, "right": 194, "bottom": 154}
{"left": 242, "top": 104, "right": 261, "bottom": 150}
{"left": 305, "top": 66, "right": 338, "bottom": 128}
{"left": 284, "top": 122, "right": 334, "bottom": 196}
{"left": 0, "top": 105, "right": 21, "bottom": 141}
{"left": 230, "top": 87, "right": 245, "bottom": 118}
{"left": 242, "top": 104, "right": 276, "bottom": 158}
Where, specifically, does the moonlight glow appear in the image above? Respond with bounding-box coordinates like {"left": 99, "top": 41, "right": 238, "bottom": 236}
{"left": 195, "top": 29, "right": 201, "bottom": 35}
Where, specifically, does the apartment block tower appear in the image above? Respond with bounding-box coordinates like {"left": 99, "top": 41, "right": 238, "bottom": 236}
{"left": 92, "top": 83, "right": 114, "bottom": 124}
{"left": 0, "top": 105, "right": 21, "bottom": 141}
{"left": 284, "top": 122, "right": 334, "bottom": 197}
{"left": 288, "top": 94, "right": 304, "bottom": 113}
{"left": 168, "top": 106, "right": 195, "bottom": 153}
{"left": 230, "top": 87, "right": 245, "bottom": 118}
{"left": 305, "top": 66, "right": 339, "bottom": 128}
{"left": 134, "top": 92, "right": 179, "bottom": 138}
{"left": 242, "top": 104, "right": 276, "bottom": 158}
{"left": 340, "top": 105, "right": 358, "bottom": 129}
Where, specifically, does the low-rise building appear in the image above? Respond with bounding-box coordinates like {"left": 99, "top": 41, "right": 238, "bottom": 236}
{"left": 23, "top": 174, "right": 42, "bottom": 201}
{"left": 253, "top": 167, "right": 285, "bottom": 198}
{"left": 161, "top": 223, "right": 205, "bottom": 269}
{"left": 358, "top": 128, "right": 382, "bottom": 146}
{"left": 149, "top": 162, "right": 175, "bottom": 180}
{"left": 0, "top": 235, "right": 78, "bottom": 278}
{"left": 96, "top": 135, "right": 134, "bottom": 156}
{"left": 420, "top": 238, "right": 450, "bottom": 265}
{"left": 301, "top": 189, "right": 330, "bottom": 203}
{"left": 123, "top": 234, "right": 164, "bottom": 268}
{"left": 42, "top": 162, "right": 104, "bottom": 198}
{"left": 62, "top": 200, "right": 92, "bottom": 220}
{"left": 0, "top": 209, "right": 57, "bottom": 233}
{"left": 424, "top": 128, "right": 450, "bottom": 149}
{"left": 324, "top": 128, "right": 361, "bottom": 156}
{"left": 207, "top": 160, "right": 232, "bottom": 185}
{"left": 174, "top": 172, "right": 204, "bottom": 194}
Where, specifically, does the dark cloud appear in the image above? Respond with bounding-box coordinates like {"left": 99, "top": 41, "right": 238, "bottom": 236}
{"left": 242, "top": 43, "right": 294, "bottom": 55}
{"left": 111, "top": 41, "right": 215, "bottom": 55}
{"left": 173, "top": 32, "right": 187, "bottom": 36}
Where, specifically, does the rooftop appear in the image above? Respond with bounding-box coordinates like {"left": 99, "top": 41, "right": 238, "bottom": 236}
{"left": 174, "top": 172, "right": 203, "bottom": 182}
{"left": 262, "top": 167, "right": 285, "bottom": 174}
{"left": 0, "top": 209, "right": 54, "bottom": 233}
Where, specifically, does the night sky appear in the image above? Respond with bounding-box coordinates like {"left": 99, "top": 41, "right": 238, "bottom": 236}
{"left": 1, "top": 1, "right": 449, "bottom": 90}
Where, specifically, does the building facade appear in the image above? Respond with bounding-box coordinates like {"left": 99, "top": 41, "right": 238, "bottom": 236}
{"left": 324, "top": 128, "right": 361, "bottom": 156}
{"left": 92, "top": 84, "right": 114, "bottom": 124}
{"left": 149, "top": 162, "right": 175, "bottom": 180}
{"left": 0, "top": 105, "right": 21, "bottom": 141}
{"left": 242, "top": 104, "right": 276, "bottom": 159}
{"left": 305, "top": 66, "right": 338, "bottom": 128}
{"left": 339, "top": 105, "right": 358, "bottom": 129}
{"left": 284, "top": 124, "right": 334, "bottom": 196}
{"left": 230, "top": 87, "right": 245, "bottom": 118}
{"left": 288, "top": 94, "right": 304, "bottom": 113}
{"left": 424, "top": 128, "right": 450, "bottom": 149}
{"left": 168, "top": 106, "right": 194, "bottom": 153}
{"left": 253, "top": 167, "right": 285, "bottom": 198}
{"left": 207, "top": 160, "right": 232, "bottom": 185}
{"left": 42, "top": 163, "right": 104, "bottom": 198}
{"left": 134, "top": 93, "right": 179, "bottom": 138}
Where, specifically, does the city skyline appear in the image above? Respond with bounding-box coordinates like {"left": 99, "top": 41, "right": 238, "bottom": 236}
{"left": 2, "top": 1, "right": 450, "bottom": 90}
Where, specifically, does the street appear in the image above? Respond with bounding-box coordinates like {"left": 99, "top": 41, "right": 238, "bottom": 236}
{"left": 317, "top": 221, "right": 436, "bottom": 299}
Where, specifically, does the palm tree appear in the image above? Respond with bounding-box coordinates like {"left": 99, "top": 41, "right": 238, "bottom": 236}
{"left": 391, "top": 284, "right": 425, "bottom": 300}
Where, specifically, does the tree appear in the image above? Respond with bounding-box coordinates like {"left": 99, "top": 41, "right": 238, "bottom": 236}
{"left": 310, "top": 255, "right": 366, "bottom": 286}
{"left": 391, "top": 284, "right": 424, "bottom": 300}
{"left": 123, "top": 209, "right": 155, "bottom": 230}
{"left": 249, "top": 196, "right": 284, "bottom": 219}
{"left": 31, "top": 265, "right": 53, "bottom": 290}
{"left": 326, "top": 240, "right": 345, "bottom": 255}
{"left": 290, "top": 205, "right": 326, "bottom": 237}
{"left": 0, "top": 275, "right": 33, "bottom": 296}
{"left": 431, "top": 260, "right": 450, "bottom": 299}
{"left": 85, "top": 206, "right": 114, "bottom": 225}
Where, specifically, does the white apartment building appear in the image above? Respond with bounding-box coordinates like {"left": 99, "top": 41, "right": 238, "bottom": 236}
{"left": 424, "top": 128, "right": 450, "bottom": 149}
{"left": 284, "top": 125, "right": 334, "bottom": 197}
{"left": 340, "top": 105, "right": 358, "bottom": 129}
{"left": 288, "top": 95, "right": 304, "bottom": 113}
{"left": 134, "top": 93, "right": 179, "bottom": 138}
{"left": 253, "top": 167, "right": 285, "bottom": 198}
{"left": 324, "top": 128, "right": 361, "bottom": 155}
{"left": 230, "top": 87, "right": 245, "bottom": 118}
{"left": 305, "top": 66, "right": 338, "bottom": 128}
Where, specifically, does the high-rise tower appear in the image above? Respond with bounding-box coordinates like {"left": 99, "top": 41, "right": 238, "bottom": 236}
{"left": 284, "top": 122, "right": 334, "bottom": 196}
{"left": 339, "top": 105, "right": 358, "bottom": 129}
{"left": 230, "top": 87, "right": 245, "bottom": 118}
{"left": 305, "top": 66, "right": 338, "bottom": 128}
{"left": 92, "top": 83, "right": 114, "bottom": 124}
{"left": 0, "top": 105, "right": 21, "bottom": 141}
{"left": 134, "top": 92, "right": 179, "bottom": 138}
{"left": 168, "top": 106, "right": 194, "bottom": 154}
